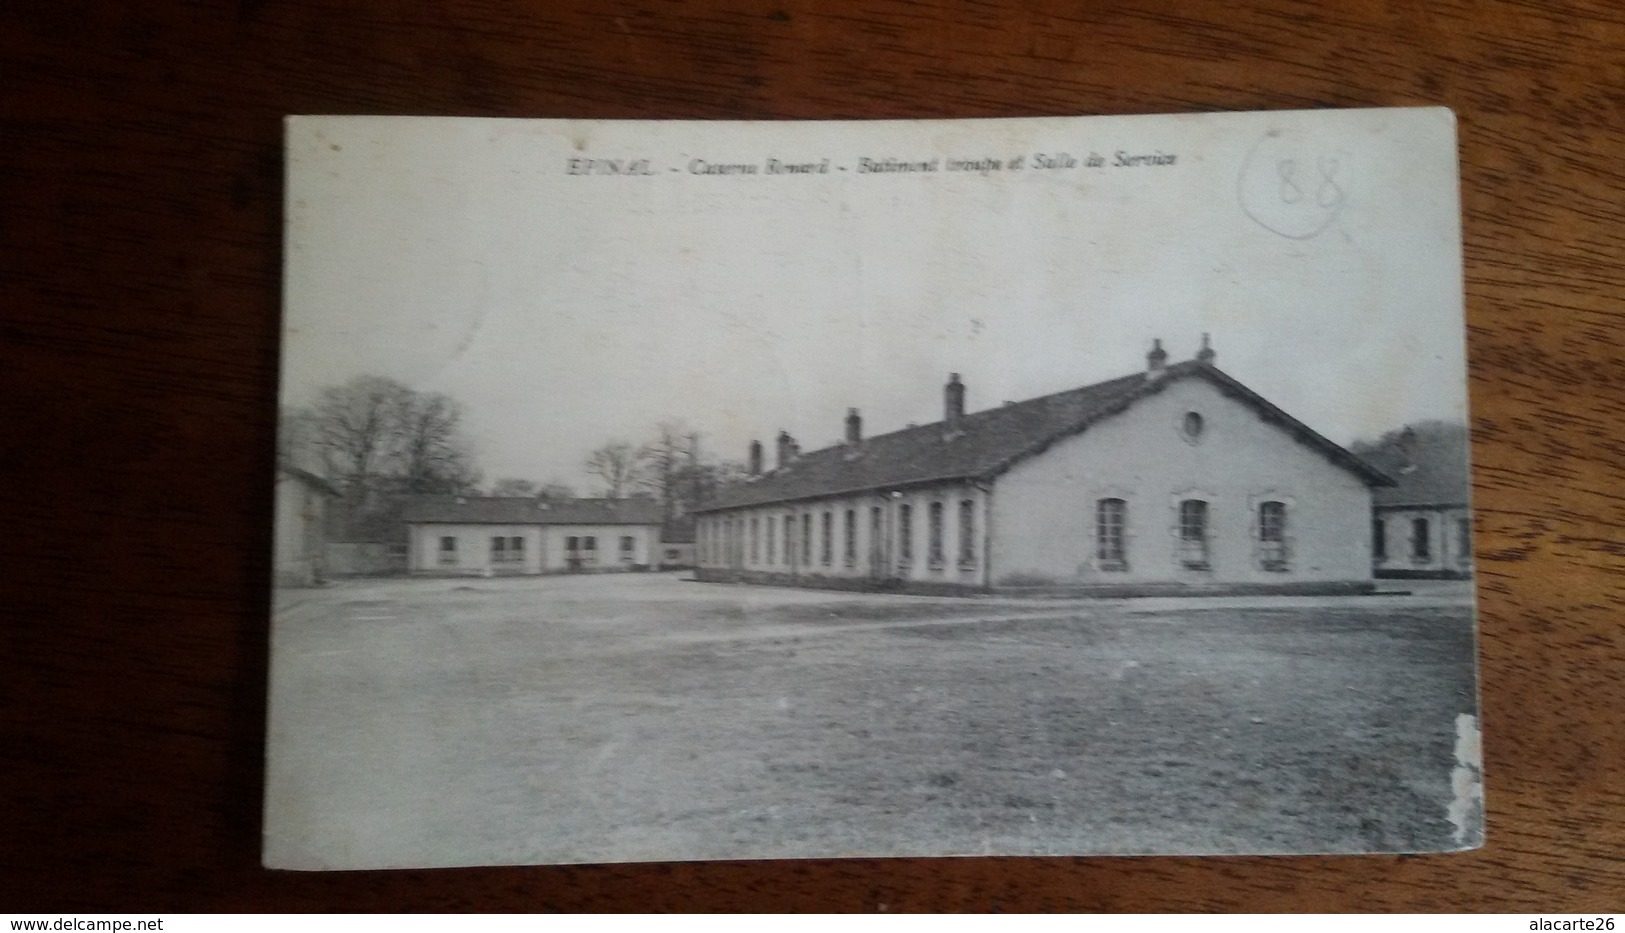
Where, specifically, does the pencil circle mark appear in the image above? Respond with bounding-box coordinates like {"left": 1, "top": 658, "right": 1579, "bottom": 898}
{"left": 1239, "top": 130, "right": 1346, "bottom": 240}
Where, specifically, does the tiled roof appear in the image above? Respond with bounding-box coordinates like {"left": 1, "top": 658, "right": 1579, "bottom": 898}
{"left": 1351, "top": 422, "right": 1472, "bottom": 508}
{"left": 400, "top": 496, "right": 666, "bottom": 526}
{"left": 697, "top": 361, "right": 1391, "bottom": 512}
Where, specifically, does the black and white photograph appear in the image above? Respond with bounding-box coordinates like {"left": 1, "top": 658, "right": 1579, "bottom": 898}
{"left": 266, "top": 108, "right": 1480, "bottom": 870}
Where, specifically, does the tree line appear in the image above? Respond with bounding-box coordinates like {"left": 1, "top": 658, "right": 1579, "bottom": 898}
{"left": 280, "top": 375, "right": 479, "bottom": 506}
{"left": 282, "top": 375, "right": 746, "bottom": 540}
{"left": 574, "top": 422, "right": 748, "bottom": 523}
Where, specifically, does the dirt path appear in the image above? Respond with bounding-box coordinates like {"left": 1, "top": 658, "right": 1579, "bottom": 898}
{"left": 266, "top": 573, "right": 1480, "bottom": 868}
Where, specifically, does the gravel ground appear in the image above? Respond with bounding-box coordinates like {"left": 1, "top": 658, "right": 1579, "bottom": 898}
{"left": 265, "top": 573, "right": 1479, "bottom": 869}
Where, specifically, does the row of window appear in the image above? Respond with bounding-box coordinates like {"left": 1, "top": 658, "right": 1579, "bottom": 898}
{"left": 1373, "top": 516, "right": 1472, "bottom": 564}
{"left": 699, "top": 499, "right": 978, "bottom": 572}
{"left": 701, "top": 498, "right": 1297, "bottom": 573}
{"left": 563, "top": 535, "right": 636, "bottom": 553}
{"left": 703, "top": 500, "right": 1472, "bottom": 574}
{"left": 1095, "top": 498, "right": 1288, "bottom": 572}
{"left": 435, "top": 534, "right": 636, "bottom": 565}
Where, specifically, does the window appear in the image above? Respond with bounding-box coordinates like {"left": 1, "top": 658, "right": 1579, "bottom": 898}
{"left": 958, "top": 499, "right": 975, "bottom": 567}
{"left": 750, "top": 516, "right": 760, "bottom": 564}
{"left": 766, "top": 517, "right": 776, "bottom": 565}
{"left": 784, "top": 514, "right": 794, "bottom": 566}
{"left": 492, "top": 536, "right": 523, "bottom": 564}
{"left": 802, "top": 513, "right": 812, "bottom": 567}
{"left": 898, "top": 503, "right": 913, "bottom": 563}
{"left": 1373, "top": 517, "right": 1386, "bottom": 561}
{"left": 567, "top": 535, "right": 580, "bottom": 551}
{"left": 620, "top": 535, "right": 634, "bottom": 553}
{"left": 1457, "top": 518, "right": 1472, "bottom": 565}
{"left": 821, "top": 511, "right": 833, "bottom": 565}
{"left": 1258, "top": 501, "right": 1288, "bottom": 571}
{"left": 1182, "top": 411, "right": 1205, "bottom": 442}
{"left": 928, "top": 501, "right": 945, "bottom": 567}
{"left": 438, "top": 535, "right": 457, "bottom": 565}
{"left": 1179, "top": 499, "right": 1210, "bottom": 569}
{"left": 583, "top": 535, "right": 596, "bottom": 551}
{"left": 870, "top": 507, "right": 883, "bottom": 571}
{"left": 843, "top": 508, "right": 856, "bottom": 566}
{"left": 1412, "top": 517, "right": 1431, "bottom": 562}
{"left": 1096, "top": 498, "right": 1127, "bottom": 569}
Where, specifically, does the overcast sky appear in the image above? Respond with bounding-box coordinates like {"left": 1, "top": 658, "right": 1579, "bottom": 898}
{"left": 282, "top": 109, "right": 1466, "bottom": 491}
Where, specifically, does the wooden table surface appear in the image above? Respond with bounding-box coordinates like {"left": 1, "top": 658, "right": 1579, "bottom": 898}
{"left": 2, "top": 0, "right": 1621, "bottom": 913}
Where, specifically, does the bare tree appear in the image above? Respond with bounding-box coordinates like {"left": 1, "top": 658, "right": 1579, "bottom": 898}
{"left": 277, "top": 406, "right": 329, "bottom": 476}
{"left": 306, "top": 375, "right": 485, "bottom": 544}
{"left": 636, "top": 421, "right": 695, "bottom": 521}
{"left": 492, "top": 478, "right": 577, "bottom": 498}
{"left": 695, "top": 459, "right": 750, "bottom": 502}
{"left": 313, "top": 375, "right": 413, "bottom": 506}
{"left": 584, "top": 441, "right": 646, "bottom": 499}
{"left": 393, "top": 391, "right": 478, "bottom": 494}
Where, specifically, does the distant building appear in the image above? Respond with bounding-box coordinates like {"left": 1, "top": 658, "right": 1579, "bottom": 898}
{"left": 694, "top": 338, "right": 1394, "bottom": 596}
{"left": 1352, "top": 423, "right": 1473, "bottom": 579}
{"left": 659, "top": 516, "right": 697, "bottom": 570}
{"left": 275, "top": 464, "right": 340, "bottom": 587}
{"left": 401, "top": 497, "right": 666, "bottom": 575}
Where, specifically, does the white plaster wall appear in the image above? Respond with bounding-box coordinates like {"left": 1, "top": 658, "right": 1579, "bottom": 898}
{"left": 410, "top": 524, "right": 544, "bottom": 575}
{"left": 539, "top": 524, "right": 657, "bottom": 570}
{"left": 273, "top": 477, "right": 326, "bottom": 585}
{"left": 991, "top": 377, "right": 1374, "bottom": 586}
{"left": 1375, "top": 506, "right": 1471, "bottom": 573}
{"left": 697, "top": 484, "right": 990, "bottom": 586}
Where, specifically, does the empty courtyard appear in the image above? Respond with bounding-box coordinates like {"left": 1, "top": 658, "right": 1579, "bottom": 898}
{"left": 264, "top": 572, "right": 1479, "bottom": 869}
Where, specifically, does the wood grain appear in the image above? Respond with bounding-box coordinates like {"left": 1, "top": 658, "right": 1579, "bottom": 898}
{"left": 2, "top": 0, "right": 1621, "bottom": 912}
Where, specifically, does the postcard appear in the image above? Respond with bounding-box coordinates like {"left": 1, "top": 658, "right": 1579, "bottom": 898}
{"left": 268, "top": 107, "right": 1479, "bottom": 869}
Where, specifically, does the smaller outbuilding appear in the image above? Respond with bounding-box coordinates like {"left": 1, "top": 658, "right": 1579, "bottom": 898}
{"left": 274, "top": 464, "right": 340, "bottom": 587}
{"left": 401, "top": 496, "right": 666, "bottom": 576}
{"left": 658, "top": 516, "right": 697, "bottom": 570}
{"left": 1352, "top": 423, "right": 1474, "bottom": 579}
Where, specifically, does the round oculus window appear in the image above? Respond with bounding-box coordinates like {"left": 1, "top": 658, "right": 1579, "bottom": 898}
{"left": 1182, "top": 411, "right": 1205, "bottom": 441}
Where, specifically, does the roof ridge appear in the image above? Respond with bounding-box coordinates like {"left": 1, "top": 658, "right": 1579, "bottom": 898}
{"left": 765, "top": 367, "right": 1150, "bottom": 469}
{"left": 701, "top": 359, "right": 1388, "bottom": 513}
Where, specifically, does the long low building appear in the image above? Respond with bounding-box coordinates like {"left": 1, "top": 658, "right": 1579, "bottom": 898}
{"left": 401, "top": 496, "right": 666, "bottom": 575}
{"left": 693, "top": 338, "right": 1394, "bottom": 596}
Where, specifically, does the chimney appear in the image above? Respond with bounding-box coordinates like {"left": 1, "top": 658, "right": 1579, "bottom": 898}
{"left": 1399, "top": 424, "right": 1420, "bottom": 464}
{"left": 945, "top": 373, "right": 965, "bottom": 431}
{"left": 776, "top": 430, "right": 796, "bottom": 468}
{"left": 845, "top": 408, "right": 862, "bottom": 444}
{"left": 1196, "top": 332, "right": 1215, "bottom": 364}
{"left": 748, "top": 439, "right": 763, "bottom": 476}
{"left": 1146, "top": 338, "right": 1168, "bottom": 374}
